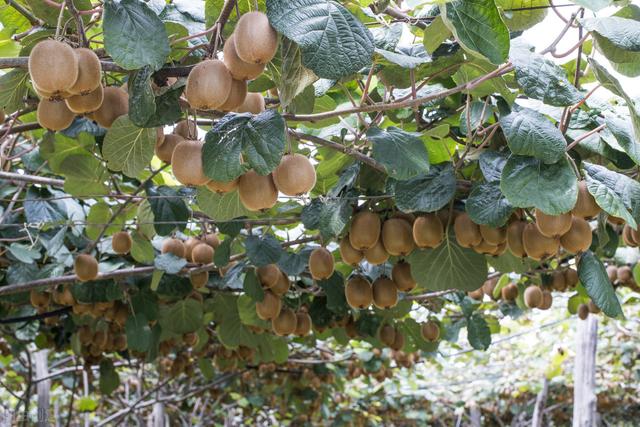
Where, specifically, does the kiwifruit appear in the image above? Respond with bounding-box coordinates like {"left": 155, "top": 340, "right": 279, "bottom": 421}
{"left": 223, "top": 34, "right": 266, "bottom": 81}
{"left": 345, "top": 276, "right": 373, "bottom": 309}
{"left": 421, "top": 321, "right": 440, "bottom": 342}
{"left": 74, "top": 254, "right": 99, "bottom": 281}
{"left": 69, "top": 48, "right": 101, "bottom": 95}
{"left": 294, "top": 312, "right": 312, "bottom": 336}
{"left": 539, "top": 291, "right": 552, "bottom": 310}
{"left": 479, "top": 225, "right": 507, "bottom": 245}
{"left": 238, "top": 171, "right": 278, "bottom": 211}
{"left": 272, "top": 154, "right": 317, "bottom": 196}
{"left": 339, "top": 236, "right": 363, "bottom": 266}
{"left": 234, "top": 12, "right": 278, "bottom": 65}
{"left": 572, "top": 181, "right": 600, "bottom": 218}
{"left": 65, "top": 84, "right": 104, "bottom": 114}
{"left": 622, "top": 224, "right": 639, "bottom": 247}
{"left": 506, "top": 220, "right": 527, "bottom": 257}
{"left": 235, "top": 93, "right": 265, "bottom": 114}
{"left": 472, "top": 239, "right": 498, "bottom": 255}
{"left": 37, "top": 98, "right": 75, "bottom": 131}
{"left": 185, "top": 59, "right": 232, "bottom": 110}
{"left": 174, "top": 119, "right": 197, "bottom": 139}
{"left": 183, "top": 332, "right": 199, "bottom": 347}
{"left": 112, "top": 231, "right": 132, "bottom": 255}
{"left": 92, "top": 86, "right": 128, "bottom": 128}
{"left": 379, "top": 324, "right": 396, "bottom": 347}
{"left": 522, "top": 223, "right": 559, "bottom": 261}
{"left": 349, "top": 211, "right": 381, "bottom": 250}
{"left": 501, "top": 283, "right": 518, "bottom": 301}
{"left": 535, "top": 209, "right": 572, "bottom": 238}
{"left": 489, "top": 241, "right": 507, "bottom": 256}
{"left": 309, "top": 247, "right": 334, "bottom": 280}
{"left": 191, "top": 243, "right": 214, "bottom": 264}
{"left": 161, "top": 238, "right": 186, "bottom": 258}
{"left": 607, "top": 215, "right": 625, "bottom": 225}
{"left": 206, "top": 178, "right": 239, "bottom": 194}
{"left": 617, "top": 265, "right": 633, "bottom": 283}
{"left": 390, "top": 329, "right": 405, "bottom": 351}
{"left": 28, "top": 40, "right": 79, "bottom": 93}
{"left": 551, "top": 271, "right": 566, "bottom": 291}
{"left": 372, "top": 276, "right": 398, "bottom": 309}
{"left": 577, "top": 303, "right": 589, "bottom": 320}
{"left": 381, "top": 218, "right": 415, "bottom": 256}
{"left": 272, "top": 307, "right": 297, "bottom": 336}
{"left": 587, "top": 300, "right": 601, "bottom": 314}
{"left": 256, "top": 290, "right": 281, "bottom": 320}
{"left": 171, "top": 139, "right": 210, "bottom": 186}
{"left": 606, "top": 265, "right": 618, "bottom": 282}
{"left": 220, "top": 79, "right": 248, "bottom": 112}
{"left": 560, "top": 216, "right": 592, "bottom": 253}
{"left": 454, "top": 213, "right": 482, "bottom": 248}
{"left": 93, "top": 330, "right": 109, "bottom": 349}
{"left": 58, "top": 286, "right": 75, "bottom": 305}
{"left": 391, "top": 261, "right": 416, "bottom": 292}
{"left": 155, "top": 134, "right": 184, "bottom": 163}
{"left": 412, "top": 213, "right": 444, "bottom": 248}
{"left": 257, "top": 264, "right": 281, "bottom": 288}
{"left": 30, "top": 290, "right": 50, "bottom": 308}
{"left": 271, "top": 272, "right": 290, "bottom": 296}
{"left": 184, "top": 237, "right": 201, "bottom": 262}
{"left": 113, "top": 305, "right": 128, "bottom": 325}
{"left": 524, "top": 286, "right": 543, "bottom": 308}
{"left": 190, "top": 271, "right": 209, "bottom": 288}
{"left": 363, "top": 239, "right": 390, "bottom": 265}
{"left": 78, "top": 325, "right": 93, "bottom": 344}
{"left": 482, "top": 277, "right": 498, "bottom": 298}
{"left": 468, "top": 287, "right": 484, "bottom": 300}
{"left": 203, "top": 233, "right": 220, "bottom": 249}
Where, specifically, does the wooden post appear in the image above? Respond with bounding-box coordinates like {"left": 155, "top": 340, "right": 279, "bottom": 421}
{"left": 573, "top": 315, "right": 598, "bottom": 427}
{"left": 469, "top": 402, "right": 481, "bottom": 427}
{"left": 150, "top": 402, "right": 165, "bottom": 427}
{"left": 532, "top": 377, "right": 549, "bottom": 427}
{"left": 34, "top": 350, "right": 50, "bottom": 427}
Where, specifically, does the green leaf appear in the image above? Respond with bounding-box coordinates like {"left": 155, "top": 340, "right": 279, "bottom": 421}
{"left": 156, "top": 274, "right": 192, "bottom": 299}
{"left": 375, "top": 46, "right": 430, "bottom": 69}
{"left": 103, "top": 0, "right": 170, "bottom": 71}
{"left": 394, "top": 163, "right": 456, "bottom": 213}
{"left": 441, "top": 0, "right": 510, "bottom": 65}
{"left": 130, "top": 231, "right": 154, "bottom": 264}
{"left": 214, "top": 238, "right": 232, "bottom": 267}
{"left": 0, "top": 69, "right": 28, "bottom": 112}
{"left": 245, "top": 235, "right": 284, "bottom": 267}
{"left": 501, "top": 155, "right": 578, "bottom": 215}
{"left": 142, "top": 82, "right": 186, "bottom": 127}
{"left": 99, "top": 360, "right": 120, "bottom": 395}
{"left": 496, "top": 0, "right": 548, "bottom": 31}
{"left": 131, "top": 289, "right": 158, "bottom": 322}
{"left": 102, "top": 116, "right": 156, "bottom": 178}
{"left": 423, "top": 15, "right": 452, "bottom": 54}
{"left": 164, "top": 299, "right": 203, "bottom": 334}
{"left": 278, "top": 38, "right": 318, "bottom": 108}
{"left": 407, "top": 234, "right": 488, "bottom": 292}
{"left": 318, "top": 272, "right": 349, "bottom": 315}
{"left": 126, "top": 313, "right": 152, "bottom": 353}
{"left": 453, "top": 59, "right": 514, "bottom": 102}
{"left": 582, "top": 17, "right": 640, "bottom": 53}
{"left": 59, "top": 154, "right": 109, "bottom": 197}
{"left": 128, "top": 66, "right": 156, "bottom": 127}
{"left": 243, "top": 269, "right": 264, "bottom": 302}
{"left": 578, "top": 251, "right": 623, "bottom": 318}
{"left": 147, "top": 186, "right": 188, "bottom": 236}
{"left": 500, "top": 108, "right": 567, "bottom": 164}
{"left": 571, "top": 0, "right": 613, "bottom": 11}
{"left": 197, "top": 188, "right": 252, "bottom": 222}
{"left": 301, "top": 197, "right": 351, "bottom": 240}
{"left": 266, "top": 0, "right": 375, "bottom": 80}
{"left": 71, "top": 280, "right": 123, "bottom": 303}
{"left": 466, "top": 182, "right": 514, "bottom": 228}
{"left": 479, "top": 150, "right": 508, "bottom": 182}
{"left": 467, "top": 313, "right": 491, "bottom": 350}
{"left": 368, "top": 126, "right": 430, "bottom": 180}
{"left": 154, "top": 253, "right": 187, "bottom": 275}
{"left": 605, "top": 115, "right": 640, "bottom": 165}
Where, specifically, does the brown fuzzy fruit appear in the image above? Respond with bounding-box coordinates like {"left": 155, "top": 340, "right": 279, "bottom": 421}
{"left": 506, "top": 220, "right": 527, "bottom": 257}
{"left": 606, "top": 265, "right": 618, "bottom": 282}
{"left": 539, "top": 291, "right": 553, "bottom": 310}
{"left": 587, "top": 300, "right": 601, "bottom": 314}
{"left": 174, "top": 119, "right": 197, "bottom": 139}
{"left": 472, "top": 239, "right": 498, "bottom": 255}
{"left": 454, "top": 213, "right": 482, "bottom": 248}
{"left": 379, "top": 324, "right": 396, "bottom": 347}
{"left": 272, "top": 154, "right": 317, "bottom": 196}
{"left": 309, "top": 247, "right": 334, "bottom": 280}
{"left": 524, "top": 286, "right": 543, "bottom": 308}
{"left": 412, "top": 214, "right": 444, "bottom": 248}
{"left": 339, "top": 236, "right": 363, "bottom": 266}
{"left": 372, "top": 276, "right": 398, "bottom": 309}
{"left": 349, "top": 211, "right": 381, "bottom": 250}
{"left": 421, "top": 321, "right": 440, "bottom": 342}
{"left": 256, "top": 290, "right": 281, "bottom": 320}
{"left": 572, "top": 181, "right": 600, "bottom": 218}
{"left": 191, "top": 243, "right": 214, "bottom": 264}
{"left": 236, "top": 93, "right": 265, "bottom": 114}
{"left": 28, "top": 40, "right": 79, "bottom": 94}
{"left": 560, "top": 216, "right": 592, "bottom": 253}
{"left": 184, "top": 237, "right": 201, "bottom": 262}
{"left": 74, "top": 254, "right": 99, "bottom": 281}
{"left": 183, "top": 332, "right": 199, "bottom": 347}
{"left": 622, "top": 224, "right": 639, "bottom": 247}
{"left": 37, "top": 98, "right": 75, "bottom": 131}
{"left": 617, "top": 266, "right": 633, "bottom": 283}
{"left": 203, "top": 233, "right": 220, "bottom": 249}
{"left": 482, "top": 277, "right": 498, "bottom": 298}
{"left": 501, "top": 283, "right": 518, "bottom": 301}
{"left": 206, "top": 178, "right": 239, "bottom": 194}
{"left": 30, "top": 290, "right": 50, "bottom": 308}
{"left": 479, "top": 225, "right": 507, "bottom": 245}
{"left": 112, "top": 231, "right": 132, "bottom": 255}
{"left": 185, "top": 60, "right": 232, "bottom": 110}
{"left": 522, "top": 223, "right": 559, "bottom": 261}
{"left": 535, "top": 209, "right": 572, "bottom": 238}
{"left": 155, "top": 134, "right": 184, "bottom": 163}
{"left": 272, "top": 307, "right": 297, "bottom": 336}
{"left": 390, "top": 329, "right": 405, "bottom": 351}
{"left": 577, "top": 303, "right": 589, "bottom": 320}
{"left": 223, "top": 34, "right": 266, "bottom": 80}
{"left": 392, "top": 261, "right": 416, "bottom": 292}
{"left": 551, "top": 271, "right": 566, "bottom": 291}
{"left": 190, "top": 271, "right": 209, "bottom": 288}
{"left": 294, "top": 312, "right": 312, "bottom": 336}
{"left": 345, "top": 276, "right": 373, "bottom": 309}
{"left": 238, "top": 171, "right": 278, "bottom": 211}
{"left": 257, "top": 264, "right": 281, "bottom": 289}
{"left": 92, "top": 86, "right": 128, "bottom": 128}
{"left": 219, "top": 79, "right": 248, "bottom": 112}
{"left": 65, "top": 85, "right": 104, "bottom": 114}
{"left": 69, "top": 48, "right": 101, "bottom": 95}
{"left": 381, "top": 218, "right": 415, "bottom": 256}
{"left": 234, "top": 12, "right": 278, "bottom": 64}
{"left": 468, "top": 287, "right": 484, "bottom": 300}
{"left": 363, "top": 239, "right": 389, "bottom": 265}
{"left": 171, "top": 140, "right": 210, "bottom": 186}
{"left": 271, "top": 272, "right": 290, "bottom": 296}
{"left": 161, "top": 238, "right": 185, "bottom": 258}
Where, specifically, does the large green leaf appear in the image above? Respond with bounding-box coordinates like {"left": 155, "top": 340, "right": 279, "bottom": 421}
{"left": 196, "top": 188, "right": 252, "bottom": 221}
{"left": 466, "top": 182, "right": 514, "bottom": 228}
{"left": 394, "top": 163, "right": 457, "bottom": 213}
{"left": 500, "top": 108, "right": 566, "bottom": 163}
{"left": 407, "top": 234, "right": 488, "bottom": 292}
{"left": 146, "top": 186, "right": 189, "bottom": 236}
{"left": 125, "top": 313, "right": 152, "bottom": 353}
{"left": 578, "top": 251, "right": 623, "bottom": 318}
{"left": 103, "top": 0, "right": 170, "bottom": 71}
{"left": 0, "top": 69, "right": 28, "bottom": 113}
{"left": 441, "top": 0, "right": 510, "bottom": 65}
{"left": 582, "top": 17, "right": 640, "bottom": 53}
{"left": 500, "top": 155, "right": 578, "bottom": 215}
{"left": 102, "top": 116, "right": 156, "bottom": 178}
{"left": 163, "top": 299, "right": 203, "bottom": 334}
{"left": 467, "top": 313, "right": 491, "bottom": 350}
{"left": 99, "top": 360, "right": 120, "bottom": 395}
{"left": 278, "top": 38, "right": 318, "bottom": 108}
{"left": 605, "top": 115, "right": 640, "bottom": 165}
{"left": 71, "top": 280, "right": 123, "bottom": 303}
{"left": 266, "top": 0, "right": 375, "bottom": 80}
{"left": 128, "top": 66, "right": 156, "bottom": 127}
{"left": 301, "top": 197, "right": 350, "bottom": 240}
{"left": 245, "top": 235, "right": 285, "bottom": 267}
{"left": 368, "top": 126, "right": 430, "bottom": 180}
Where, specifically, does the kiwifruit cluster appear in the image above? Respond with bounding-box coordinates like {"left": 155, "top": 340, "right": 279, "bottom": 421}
{"left": 549, "top": 268, "right": 579, "bottom": 291}
{"left": 577, "top": 300, "right": 601, "bottom": 320}
{"left": 161, "top": 233, "right": 220, "bottom": 287}
{"left": 622, "top": 224, "right": 640, "bottom": 248}
{"left": 378, "top": 324, "right": 406, "bottom": 350}
{"left": 77, "top": 322, "right": 128, "bottom": 358}
{"left": 607, "top": 263, "right": 637, "bottom": 288}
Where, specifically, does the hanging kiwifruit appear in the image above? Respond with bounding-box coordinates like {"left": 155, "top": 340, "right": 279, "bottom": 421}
{"left": 564, "top": 268, "right": 579, "bottom": 287}
{"left": 379, "top": 324, "right": 396, "bottom": 347}
{"left": 454, "top": 213, "right": 482, "bottom": 248}
{"left": 587, "top": 300, "right": 600, "bottom": 314}
{"left": 294, "top": 312, "right": 312, "bottom": 336}
{"left": 572, "top": 181, "right": 600, "bottom": 218}
{"left": 339, "top": 236, "right": 363, "bottom": 266}
{"left": 272, "top": 154, "right": 317, "bottom": 196}
{"left": 551, "top": 270, "right": 566, "bottom": 291}
{"left": 421, "top": 321, "right": 440, "bottom": 342}
{"left": 191, "top": 243, "right": 214, "bottom": 264}
{"left": 349, "top": 211, "right": 381, "bottom": 250}
{"left": 522, "top": 223, "right": 559, "bottom": 261}
{"left": 309, "top": 247, "right": 334, "bottom": 280}
{"left": 65, "top": 84, "right": 104, "bottom": 114}
{"left": 468, "top": 287, "right": 484, "bottom": 300}
{"left": 363, "top": 239, "right": 389, "bottom": 265}
{"left": 174, "top": 119, "right": 197, "bottom": 139}
{"left": 184, "top": 237, "right": 200, "bottom": 262}
{"left": 391, "top": 261, "right": 416, "bottom": 292}
{"left": 271, "top": 272, "right": 290, "bottom": 296}
{"left": 607, "top": 215, "right": 625, "bottom": 225}
{"left": 606, "top": 265, "right": 618, "bottom": 282}
{"left": 37, "top": 98, "right": 75, "bottom": 131}
{"left": 577, "top": 303, "right": 589, "bottom": 320}
{"left": 272, "top": 307, "right": 297, "bottom": 336}
{"left": 472, "top": 239, "right": 498, "bottom": 255}
{"left": 539, "top": 291, "right": 553, "bottom": 310}
{"left": 30, "top": 290, "right": 50, "bottom": 308}
{"left": 155, "top": 134, "right": 184, "bottom": 163}
{"left": 203, "top": 233, "right": 220, "bottom": 249}
{"left": 68, "top": 48, "right": 101, "bottom": 95}
{"left": 171, "top": 139, "right": 210, "bottom": 186}
{"left": 622, "top": 224, "right": 637, "bottom": 247}
{"left": 234, "top": 12, "right": 278, "bottom": 65}
{"left": 74, "top": 254, "right": 99, "bottom": 281}
{"left": 28, "top": 40, "right": 79, "bottom": 94}
{"left": 560, "top": 216, "right": 592, "bottom": 253}
{"left": 535, "top": 209, "right": 572, "bottom": 238}
{"left": 345, "top": 276, "right": 373, "bottom": 309}
{"left": 223, "top": 34, "right": 266, "bottom": 81}
{"left": 381, "top": 218, "right": 415, "bottom": 256}
{"left": 238, "top": 171, "right": 278, "bottom": 211}
{"left": 57, "top": 286, "right": 75, "bottom": 306}
{"left": 257, "top": 264, "right": 281, "bottom": 289}
{"left": 372, "top": 276, "right": 398, "bottom": 309}
{"left": 206, "top": 178, "right": 239, "bottom": 194}
{"left": 482, "top": 277, "right": 498, "bottom": 298}
{"left": 524, "top": 286, "right": 543, "bottom": 308}
{"left": 112, "top": 231, "right": 132, "bottom": 255}
{"left": 479, "top": 225, "right": 506, "bottom": 246}
{"left": 219, "top": 79, "right": 248, "bottom": 112}
{"left": 390, "top": 329, "right": 405, "bottom": 351}
{"left": 412, "top": 213, "right": 444, "bottom": 248}
{"left": 190, "top": 271, "right": 209, "bottom": 288}
{"left": 256, "top": 290, "right": 281, "bottom": 320}
{"left": 92, "top": 86, "right": 128, "bottom": 128}
{"left": 617, "top": 265, "right": 633, "bottom": 283}
{"left": 185, "top": 60, "right": 232, "bottom": 110}
{"left": 501, "top": 283, "right": 518, "bottom": 301}
{"left": 236, "top": 92, "right": 265, "bottom": 114}
{"left": 506, "top": 220, "right": 527, "bottom": 257}
{"left": 161, "top": 238, "right": 186, "bottom": 258}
